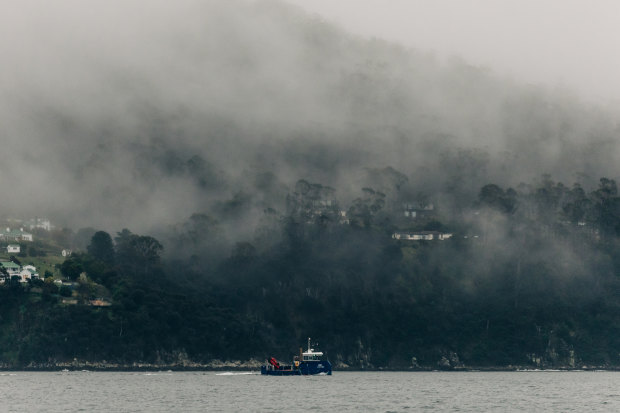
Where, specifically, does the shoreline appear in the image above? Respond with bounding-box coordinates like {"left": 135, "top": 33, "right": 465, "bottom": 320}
{"left": 2, "top": 364, "right": 619, "bottom": 373}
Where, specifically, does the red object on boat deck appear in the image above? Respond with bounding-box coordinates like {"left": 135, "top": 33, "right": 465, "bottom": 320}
{"left": 268, "top": 357, "right": 280, "bottom": 369}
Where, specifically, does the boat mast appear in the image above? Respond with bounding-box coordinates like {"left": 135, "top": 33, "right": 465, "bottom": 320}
{"left": 308, "top": 337, "right": 311, "bottom": 352}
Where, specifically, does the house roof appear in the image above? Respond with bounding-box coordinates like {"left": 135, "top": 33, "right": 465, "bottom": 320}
{"left": 21, "top": 268, "right": 38, "bottom": 276}
{"left": 3, "top": 230, "right": 31, "bottom": 237}
{"left": 0, "top": 261, "right": 21, "bottom": 270}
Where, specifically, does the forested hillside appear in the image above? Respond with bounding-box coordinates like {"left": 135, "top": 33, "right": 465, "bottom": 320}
{"left": 2, "top": 0, "right": 620, "bottom": 369}
{"left": 2, "top": 174, "right": 620, "bottom": 369}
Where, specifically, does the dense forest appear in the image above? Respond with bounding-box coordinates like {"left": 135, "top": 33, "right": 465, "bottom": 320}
{"left": 2, "top": 173, "right": 620, "bottom": 370}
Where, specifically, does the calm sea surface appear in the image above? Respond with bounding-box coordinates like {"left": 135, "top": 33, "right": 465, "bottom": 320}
{"left": 1, "top": 371, "right": 619, "bottom": 412}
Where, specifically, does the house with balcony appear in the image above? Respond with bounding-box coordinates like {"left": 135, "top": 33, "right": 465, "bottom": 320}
{"left": 0, "top": 261, "right": 39, "bottom": 283}
{"left": 0, "top": 228, "right": 33, "bottom": 242}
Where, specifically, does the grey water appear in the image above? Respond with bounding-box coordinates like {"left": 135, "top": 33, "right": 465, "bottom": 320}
{"left": 1, "top": 371, "right": 619, "bottom": 412}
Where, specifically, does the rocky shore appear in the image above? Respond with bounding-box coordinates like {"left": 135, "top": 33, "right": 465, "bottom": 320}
{"left": 1, "top": 358, "right": 265, "bottom": 372}
{"left": 2, "top": 359, "right": 618, "bottom": 372}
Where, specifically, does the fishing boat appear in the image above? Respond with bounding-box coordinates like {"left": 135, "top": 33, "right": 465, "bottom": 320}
{"left": 261, "top": 338, "right": 332, "bottom": 376}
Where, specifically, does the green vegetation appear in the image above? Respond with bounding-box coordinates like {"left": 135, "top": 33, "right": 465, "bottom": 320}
{"left": 2, "top": 176, "right": 620, "bottom": 369}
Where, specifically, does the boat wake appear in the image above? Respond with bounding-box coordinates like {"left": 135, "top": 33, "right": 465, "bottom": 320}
{"left": 215, "top": 372, "right": 257, "bottom": 376}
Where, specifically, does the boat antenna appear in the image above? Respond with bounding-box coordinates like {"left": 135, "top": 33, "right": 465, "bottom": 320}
{"left": 308, "top": 337, "right": 311, "bottom": 352}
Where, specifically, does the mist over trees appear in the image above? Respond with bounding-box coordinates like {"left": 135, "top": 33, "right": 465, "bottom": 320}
{"left": 1, "top": 0, "right": 619, "bottom": 236}
{"left": 2, "top": 171, "right": 620, "bottom": 368}
{"left": 1, "top": 0, "right": 620, "bottom": 368}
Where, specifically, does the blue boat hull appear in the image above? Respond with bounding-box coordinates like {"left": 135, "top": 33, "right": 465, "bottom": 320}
{"left": 261, "top": 360, "right": 332, "bottom": 376}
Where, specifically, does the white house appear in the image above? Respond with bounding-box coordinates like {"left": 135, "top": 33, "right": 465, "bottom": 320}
{"left": 21, "top": 265, "right": 39, "bottom": 281}
{"left": 401, "top": 202, "right": 435, "bottom": 219}
{"left": 20, "top": 230, "right": 33, "bottom": 242}
{"left": 0, "top": 261, "right": 39, "bottom": 283}
{"left": 7, "top": 244, "right": 20, "bottom": 254}
{"left": 0, "top": 261, "right": 22, "bottom": 281}
{"left": 392, "top": 231, "right": 453, "bottom": 241}
{"left": 1, "top": 228, "right": 33, "bottom": 242}
{"left": 27, "top": 218, "right": 52, "bottom": 231}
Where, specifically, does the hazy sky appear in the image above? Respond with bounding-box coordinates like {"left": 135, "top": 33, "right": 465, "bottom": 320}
{"left": 2, "top": 0, "right": 620, "bottom": 231}
{"left": 285, "top": 0, "right": 620, "bottom": 105}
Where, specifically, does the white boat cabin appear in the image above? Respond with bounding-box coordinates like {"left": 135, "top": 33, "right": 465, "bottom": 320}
{"left": 302, "top": 338, "right": 323, "bottom": 361}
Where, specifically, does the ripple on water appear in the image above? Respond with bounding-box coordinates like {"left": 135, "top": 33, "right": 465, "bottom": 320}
{"left": 1, "top": 371, "right": 620, "bottom": 412}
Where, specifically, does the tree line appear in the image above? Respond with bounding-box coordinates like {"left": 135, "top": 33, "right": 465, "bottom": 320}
{"left": 1, "top": 176, "right": 620, "bottom": 369}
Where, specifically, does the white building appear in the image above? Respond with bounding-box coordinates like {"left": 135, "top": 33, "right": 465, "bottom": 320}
{"left": 21, "top": 265, "right": 39, "bottom": 281}
{"left": 392, "top": 231, "right": 453, "bottom": 241}
{"left": 401, "top": 202, "right": 435, "bottom": 219}
{"left": 27, "top": 218, "right": 52, "bottom": 231}
{"left": 0, "top": 228, "right": 33, "bottom": 242}
{"left": 7, "top": 244, "right": 20, "bottom": 253}
{"left": 0, "top": 262, "right": 39, "bottom": 283}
